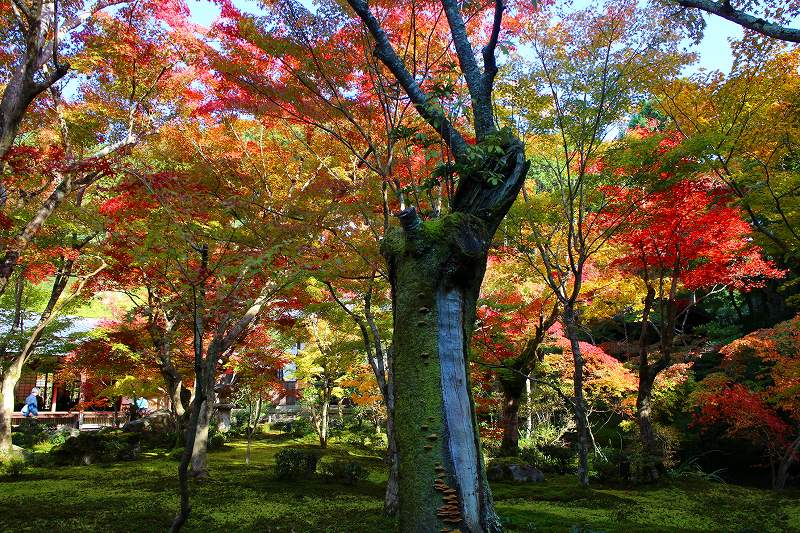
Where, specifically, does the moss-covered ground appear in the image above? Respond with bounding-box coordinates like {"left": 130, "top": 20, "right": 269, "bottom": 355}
{"left": 1, "top": 435, "right": 798, "bottom": 532}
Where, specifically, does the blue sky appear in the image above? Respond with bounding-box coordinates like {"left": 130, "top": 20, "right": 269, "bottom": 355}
{"left": 184, "top": 0, "right": 751, "bottom": 74}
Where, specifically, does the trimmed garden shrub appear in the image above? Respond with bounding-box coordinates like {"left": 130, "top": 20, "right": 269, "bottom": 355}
{"left": 51, "top": 431, "right": 141, "bottom": 465}
{"left": 274, "top": 448, "right": 319, "bottom": 480}
{"left": 320, "top": 460, "right": 369, "bottom": 485}
{"left": 0, "top": 456, "right": 28, "bottom": 480}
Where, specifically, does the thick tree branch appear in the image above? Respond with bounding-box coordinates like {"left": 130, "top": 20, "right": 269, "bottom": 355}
{"left": 677, "top": 0, "right": 800, "bottom": 43}
{"left": 345, "top": 0, "right": 469, "bottom": 158}
{"left": 481, "top": 0, "right": 503, "bottom": 99}
{"left": 440, "top": 0, "right": 495, "bottom": 138}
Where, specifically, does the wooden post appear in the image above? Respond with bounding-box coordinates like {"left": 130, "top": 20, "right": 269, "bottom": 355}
{"left": 51, "top": 382, "right": 58, "bottom": 412}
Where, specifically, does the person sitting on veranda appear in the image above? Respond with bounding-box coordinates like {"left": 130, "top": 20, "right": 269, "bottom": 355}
{"left": 135, "top": 396, "right": 149, "bottom": 417}
{"left": 22, "top": 387, "right": 39, "bottom": 418}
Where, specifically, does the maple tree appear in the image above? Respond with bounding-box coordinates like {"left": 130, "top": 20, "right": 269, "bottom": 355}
{"left": 293, "top": 313, "right": 363, "bottom": 448}
{"left": 225, "top": 325, "right": 287, "bottom": 465}
{"left": 98, "top": 116, "right": 318, "bottom": 531}
{"left": 657, "top": 47, "right": 800, "bottom": 313}
{"left": 0, "top": 0, "right": 193, "bottom": 454}
{"left": 472, "top": 254, "right": 559, "bottom": 456}
{"left": 500, "top": 0, "right": 687, "bottom": 486}
{"left": 693, "top": 314, "right": 800, "bottom": 489}
{"left": 605, "top": 129, "right": 785, "bottom": 478}
{"left": 58, "top": 317, "right": 163, "bottom": 417}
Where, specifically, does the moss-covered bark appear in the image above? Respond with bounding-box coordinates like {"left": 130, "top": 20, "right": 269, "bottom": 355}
{"left": 383, "top": 212, "right": 500, "bottom": 533}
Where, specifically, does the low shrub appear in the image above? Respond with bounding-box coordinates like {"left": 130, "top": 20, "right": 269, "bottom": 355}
{"left": 140, "top": 430, "right": 181, "bottom": 449}
{"left": 11, "top": 419, "right": 56, "bottom": 448}
{"left": 339, "top": 427, "right": 387, "bottom": 452}
{"left": 0, "top": 456, "right": 28, "bottom": 480}
{"left": 272, "top": 418, "right": 313, "bottom": 438}
{"left": 51, "top": 430, "right": 141, "bottom": 465}
{"left": 590, "top": 448, "right": 629, "bottom": 483}
{"left": 208, "top": 431, "right": 227, "bottom": 450}
{"left": 48, "top": 428, "right": 75, "bottom": 447}
{"left": 274, "top": 448, "right": 319, "bottom": 480}
{"left": 320, "top": 460, "right": 369, "bottom": 485}
{"left": 668, "top": 457, "right": 726, "bottom": 483}
{"left": 168, "top": 447, "right": 185, "bottom": 461}
{"left": 520, "top": 443, "right": 575, "bottom": 474}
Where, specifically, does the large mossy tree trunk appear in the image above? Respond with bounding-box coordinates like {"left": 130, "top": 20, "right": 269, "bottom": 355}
{"left": 384, "top": 211, "right": 498, "bottom": 532}
{"left": 382, "top": 134, "right": 527, "bottom": 530}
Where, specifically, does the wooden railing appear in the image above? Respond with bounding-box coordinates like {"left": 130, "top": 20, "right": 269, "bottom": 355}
{"left": 11, "top": 411, "right": 118, "bottom": 428}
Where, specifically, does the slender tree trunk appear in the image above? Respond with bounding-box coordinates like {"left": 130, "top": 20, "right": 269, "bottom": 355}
{"left": 525, "top": 377, "right": 533, "bottom": 440}
{"left": 189, "top": 395, "right": 214, "bottom": 478}
{"left": 171, "top": 246, "right": 208, "bottom": 533}
{"left": 775, "top": 434, "right": 800, "bottom": 490}
{"left": 635, "top": 283, "right": 661, "bottom": 481}
{"left": 246, "top": 429, "right": 253, "bottom": 465}
{"left": 383, "top": 210, "right": 502, "bottom": 533}
{"left": 170, "top": 386, "right": 205, "bottom": 532}
{"left": 563, "top": 304, "right": 589, "bottom": 488}
{"left": 0, "top": 370, "right": 20, "bottom": 454}
{"left": 246, "top": 397, "right": 262, "bottom": 466}
{"left": 498, "top": 374, "right": 525, "bottom": 456}
{"left": 383, "top": 386, "right": 400, "bottom": 516}
{"left": 319, "top": 396, "right": 329, "bottom": 448}
{"left": 636, "top": 372, "right": 661, "bottom": 481}
{"left": 166, "top": 375, "right": 185, "bottom": 418}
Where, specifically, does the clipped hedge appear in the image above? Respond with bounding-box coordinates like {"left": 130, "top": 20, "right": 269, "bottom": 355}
{"left": 51, "top": 430, "right": 141, "bottom": 465}
{"left": 274, "top": 448, "right": 319, "bottom": 480}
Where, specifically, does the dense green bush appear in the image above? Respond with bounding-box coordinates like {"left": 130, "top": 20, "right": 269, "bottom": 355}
{"left": 520, "top": 443, "right": 576, "bottom": 474}
{"left": 338, "top": 421, "right": 387, "bottom": 452}
{"left": 271, "top": 418, "right": 313, "bottom": 438}
{"left": 51, "top": 430, "right": 141, "bottom": 465}
{"left": 320, "top": 459, "right": 368, "bottom": 485}
{"left": 0, "top": 456, "right": 28, "bottom": 480}
{"left": 274, "top": 448, "right": 319, "bottom": 480}
{"left": 208, "top": 431, "right": 227, "bottom": 450}
{"left": 168, "top": 447, "right": 185, "bottom": 461}
{"left": 11, "top": 419, "right": 56, "bottom": 448}
{"left": 48, "top": 427, "right": 74, "bottom": 447}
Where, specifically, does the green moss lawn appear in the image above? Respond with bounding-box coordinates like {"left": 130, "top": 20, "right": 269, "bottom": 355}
{"left": 1, "top": 436, "right": 798, "bottom": 532}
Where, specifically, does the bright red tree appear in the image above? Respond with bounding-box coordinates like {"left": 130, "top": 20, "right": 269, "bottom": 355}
{"left": 693, "top": 314, "right": 800, "bottom": 489}
{"left": 607, "top": 133, "right": 785, "bottom": 476}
